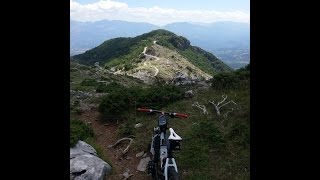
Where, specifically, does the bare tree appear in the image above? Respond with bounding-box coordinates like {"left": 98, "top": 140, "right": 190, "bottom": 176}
{"left": 209, "top": 94, "right": 237, "bottom": 116}
{"left": 224, "top": 108, "right": 234, "bottom": 118}
{"left": 192, "top": 101, "right": 208, "bottom": 115}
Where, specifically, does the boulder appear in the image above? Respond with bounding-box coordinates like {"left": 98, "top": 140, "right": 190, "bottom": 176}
{"left": 70, "top": 141, "right": 112, "bottom": 180}
{"left": 136, "top": 157, "right": 151, "bottom": 172}
{"left": 70, "top": 141, "right": 97, "bottom": 158}
{"left": 173, "top": 72, "right": 194, "bottom": 86}
{"left": 135, "top": 151, "right": 144, "bottom": 158}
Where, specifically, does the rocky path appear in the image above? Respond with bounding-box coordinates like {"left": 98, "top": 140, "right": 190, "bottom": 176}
{"left": 142, "top": 46, "right": 160, "bottom": 61}
{"left": 75, "top": 111, "right": 151, "bottom": 180}
{"left": 142, "top": 45, "right": 159, "bottom": 77}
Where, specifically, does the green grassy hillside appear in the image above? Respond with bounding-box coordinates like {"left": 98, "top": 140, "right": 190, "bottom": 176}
{"left": 72, "top": 29, "right": 232, "bottom": 75}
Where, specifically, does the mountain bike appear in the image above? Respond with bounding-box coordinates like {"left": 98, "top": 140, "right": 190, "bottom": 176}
{"left": 137, "top": 108, "right": 188, "bottom": 180}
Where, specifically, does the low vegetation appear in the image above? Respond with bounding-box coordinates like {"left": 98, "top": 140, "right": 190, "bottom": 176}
{"left": 71, "top": 49, "right": 249, "bottom": 179}
{"left": 98, "top": 84, "right": 184, "bottom": 122}
{"left": 72, "top": 29, "right": 231, "bottom": 74}
{"left": 70, "top": 119, "right": 94, "bottom": 147}
{"left": 127, "top": 65, "right": 250, "bottom": 179}
{"left": 70, "top": 119, "right": 112, "bottom": 167}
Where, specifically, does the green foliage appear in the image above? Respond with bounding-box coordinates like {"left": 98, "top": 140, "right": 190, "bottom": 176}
{"left": 168, "top": 36, "right": 190, "bottom": 50}
{"left": 104, "top": 43, "right": 145, "bottom": 70}
{"left": 70, "top": 119, "right": 94, "bottom": 147}
{"left": 80, "top": 78, "right": 100, "bottom": 87}
{"left": 72, "top": 29, "right": 166, "bottom": 66}
{"left": 157, "top": 80, "right": 250, "bottom": 179}
{"left": 73, "top": 37, "right": 142, "bottom": 65}
{"left": 98, "top": 88, "right": 131, "bottom": 122}
{"left": 70, "top": 100, "right": 83, "bottom": 115}
{"left": 73, "top": 29, "right": 232, "bottom": 74}
{"left": 96, "top": 82, "right": 124, "bottom": 93}
{"left": 211, "top": 67, "right": 250, "bottom": 90}
{"left": 137, "top": 85, "right": 184, "bottom": 109}
{"left": 98, "top": 84, "right": 184, "bottom": 122}
{"left": 118, "top": 118, "right": 137, "bottom": 137}
{"left": 156, "top": 34, "right": 232, "bottom": 75}
{"left": 180, "top": 49, "right": 217, "bottom": 76}
{"left": 191, "top": 120, "right": 224, "bottom": 148}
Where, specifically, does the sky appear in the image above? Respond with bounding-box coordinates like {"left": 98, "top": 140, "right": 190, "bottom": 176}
{"left": 70, "top": 0, "right": 250, "bottom": 26}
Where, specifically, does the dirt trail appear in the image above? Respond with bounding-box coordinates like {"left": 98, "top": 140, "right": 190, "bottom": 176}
{"left": 75, "top": 110, "right": 151, "bottom": 180}
{"left": 142, "top": 46, "right": 159, "bottom": 77}
{"left": 142, "top": 46, "right": 160, "bottom": 61}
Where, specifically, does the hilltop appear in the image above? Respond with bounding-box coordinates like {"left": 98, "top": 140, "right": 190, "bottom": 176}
{"left": 70, "top": 20, "right": 250, "bottom": 69}
{"left": 72, "top": 29, "right": 231, "bottom": 84}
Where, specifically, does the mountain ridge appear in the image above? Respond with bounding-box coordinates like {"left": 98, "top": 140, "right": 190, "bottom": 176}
{"left": 70, "top": 20, "right": 249, "bottom": 69}
{"left": 72, "top": 29, "right": 232, "bottom": 84}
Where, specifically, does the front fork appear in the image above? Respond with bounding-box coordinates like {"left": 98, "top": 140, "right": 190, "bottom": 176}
{"left": 164, "top": 158, "right": 178, "bottom": 179}
{"left": 149, "top": 127, "right": 178, "bottom": 180}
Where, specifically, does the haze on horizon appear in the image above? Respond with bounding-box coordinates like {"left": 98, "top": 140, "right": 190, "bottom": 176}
{"left": 70, "top": 0, "right": 250, "bottom": 26}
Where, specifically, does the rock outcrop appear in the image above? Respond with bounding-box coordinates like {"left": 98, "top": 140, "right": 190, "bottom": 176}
{"left": 70, "top": 141, "right": 112, "bottom": 180}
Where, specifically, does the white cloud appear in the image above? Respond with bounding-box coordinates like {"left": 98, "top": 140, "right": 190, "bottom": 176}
{"left": 70, "top": 0, "right": 250, "bottom": 26}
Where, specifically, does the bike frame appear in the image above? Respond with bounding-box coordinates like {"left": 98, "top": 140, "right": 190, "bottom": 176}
{"left": 137, "top": 108, "right": 187, "bottom": 180}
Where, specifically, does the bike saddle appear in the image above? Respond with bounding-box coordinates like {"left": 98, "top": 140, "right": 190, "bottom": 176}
{"left": 168, "top": 128, "right": 182, "bottom": 141}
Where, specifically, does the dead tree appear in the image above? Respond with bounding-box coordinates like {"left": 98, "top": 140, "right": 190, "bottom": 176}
{"left": 109, "top": 138, "right": 133, "bottom": 154}
{"left": 192, "top": 101, "right": 208, "bottom": 115}
{"left": 224, "top": 108, "right": 234, "bottom": 118}
{"left": 209, "top": 94, "right": 237, "bottom": 116}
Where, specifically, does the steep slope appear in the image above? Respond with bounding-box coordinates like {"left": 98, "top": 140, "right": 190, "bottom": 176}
{"left": 163, "top": 22, "right": 250, "bottom": 69}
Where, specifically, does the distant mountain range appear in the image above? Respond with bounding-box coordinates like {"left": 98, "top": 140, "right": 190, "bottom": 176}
{"left": 71, "top": 20, "right": 158, "bottom": 51}
{"left": 70, "top": 20, "right": 250, "bottom": 69}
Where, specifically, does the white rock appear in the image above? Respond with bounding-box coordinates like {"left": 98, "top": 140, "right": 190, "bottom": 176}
{"left": 137, "top": 157, "right": 151, "bottom": 172}
{"left": 135, "top": 151, "right": 144, "bottom": 157}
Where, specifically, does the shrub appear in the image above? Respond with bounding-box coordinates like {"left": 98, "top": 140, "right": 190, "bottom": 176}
{"left": 118, "top": 120, "right": 136, "bottom": 137}
{"left": 98, "top": 85, "right": 184, "bottom": 122}
{"left": 137, "top": 85, "right": 184, "bottom": 108}
{"left": 192, "top": 121, "right": 224, "bottom": 148}
{"left": 211, "top": 68, "right": 250, "bottom": 90}
{"left": 96, "top": 82, "right": 123, "bottom": 93}
{"left": 80, "top": 79, "right": 99, "bottom": 87}
{"left": 70, "top": 119, "right": 94, "bottom": 147}
{"left": 98, "top": 88, "right": 134, "bottom": 122}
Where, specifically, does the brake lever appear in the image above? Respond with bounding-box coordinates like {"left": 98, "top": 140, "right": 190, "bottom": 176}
{"left": 169, "top": 113, "right": 175, "bottom": 118}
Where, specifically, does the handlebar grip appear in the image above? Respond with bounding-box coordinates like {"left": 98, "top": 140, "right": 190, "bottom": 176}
{"left": 174, "top": 113, "right": 188, "bottom": 118}
{"left": 137, "top": 108, "right": 152, "bottom": 112}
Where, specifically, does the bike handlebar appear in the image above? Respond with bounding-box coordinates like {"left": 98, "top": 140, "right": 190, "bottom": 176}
{"left": 137, "top": 108, "right": 188, "bottom": 118}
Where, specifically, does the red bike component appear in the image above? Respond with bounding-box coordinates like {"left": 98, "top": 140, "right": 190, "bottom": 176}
{"left": 173, "top": 113, "right": 188, "bottom": 118}
{"left": 137, "top": 108, "right": 188, "bottom": 118}
{"left": 137, "top": 108, "right": 152, "bottom": 112}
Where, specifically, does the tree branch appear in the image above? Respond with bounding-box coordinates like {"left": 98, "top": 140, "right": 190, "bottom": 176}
{"left": 192, "top": 102, "right": 208, "bottom": 115}
{"left": 110, "top": 138, "right": 133, "bottom": 154}
{"left": 219, "top": 100, "right": 237, "bottom": 108}
{"left": 209, "top": 95, "right": 238, "bottom": 116}
{"left": 217, "top": 94, "right": 228, "bottom": 106}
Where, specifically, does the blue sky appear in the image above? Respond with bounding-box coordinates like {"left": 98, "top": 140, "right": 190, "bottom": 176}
{"left": 75, "top": 0, "right": 249, "bottom": 12}
{"left": 71, "top": 0, "right": 250, "bottom": 25}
